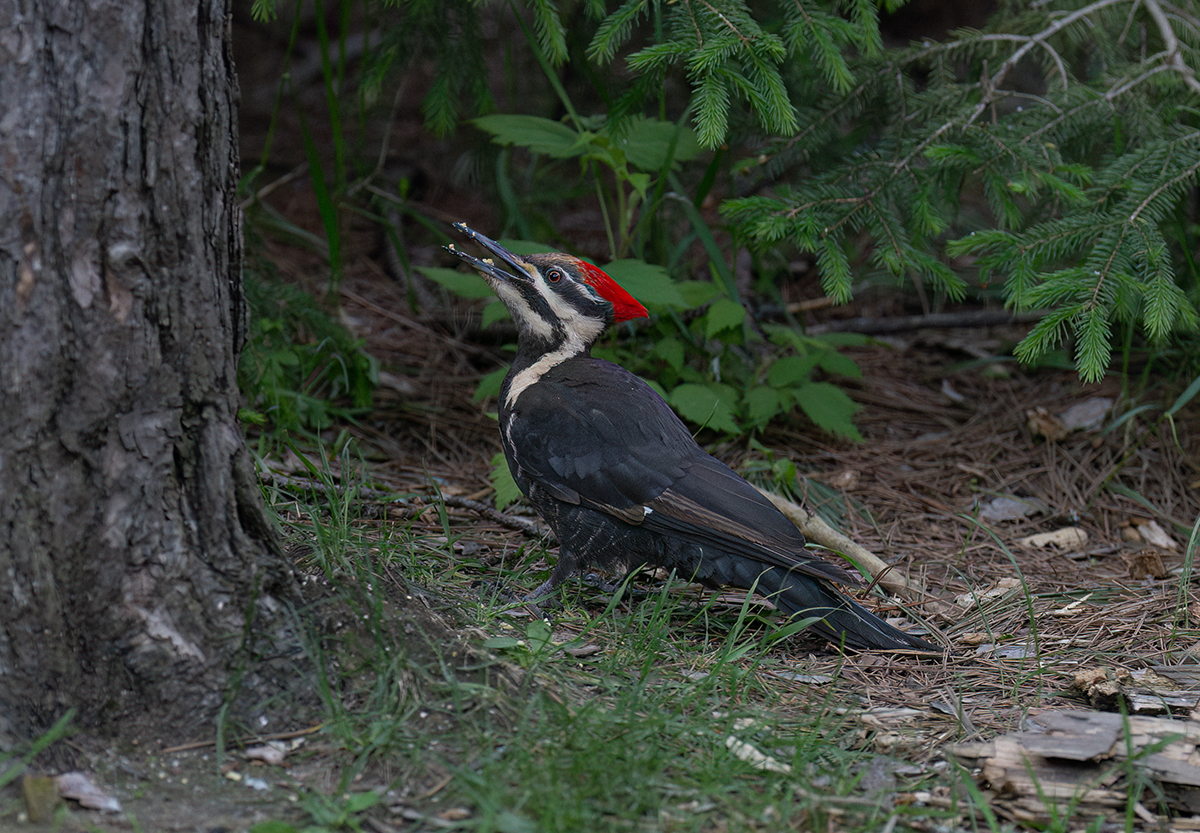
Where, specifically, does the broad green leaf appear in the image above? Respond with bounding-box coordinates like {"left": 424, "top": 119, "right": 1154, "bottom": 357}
{"left": 761, "top": 322, "right": 804, "bottom": 351}
{"left": 704, "top": 298, "right": 746, "bottom": 337}
{"left": 498, "top": 238, "right": 558, "bottom": 255}
{"left": 768, "top": 354, "right": 820, "bottom": 388}
{"left": 418, "top": 266, "right": 494, "bottom": 299}
{"left": 602, "top": 259, "right": 688, "bottom": 310}
{"left": 522, "top": 619, "right": 554, "bottom": 653}
{"left": 273, "top": 349, "right": 300, "bottom": 367}
{"left": 616, "top": 117, "right": 703, "bottom": 171}
{"left": 472, "top": 114, "right": 580, "bottom": 158}
{"left": 481, "top": 300, "right": 511, "bottom": 328}
{"left": 490, "top": 452, "right": 523, "bottom": 510}
{"left": 669, "top": 383, "right": 740, "bottom": 433}
{"left": 626, "top": 171, "right": 652, "bottom": 199}
{"left": 744, "top": 386, "right": 782, "bottom": 426}
{"left": 675, "top": 281, "right": 723, "bottom": 309}
{"left": 793, "top": 382, "right": 862, "bottom": 441}
{"left": 815, "top": 350, "right": 862, "bottom": 378}
{"left": 473, "top": 366, "right": 508, "bottom": 402}
{"left": 654, "top": 337, "right": 685, "bottom": 372}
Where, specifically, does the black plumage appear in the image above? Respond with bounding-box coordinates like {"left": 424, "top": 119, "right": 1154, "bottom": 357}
{"left": 448, "top": 224, "right": 937, "bottom": 653}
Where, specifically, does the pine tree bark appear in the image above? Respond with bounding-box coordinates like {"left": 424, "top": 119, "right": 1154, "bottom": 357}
{"left": 0, "top": 0, "right": 297, "bottom": 745}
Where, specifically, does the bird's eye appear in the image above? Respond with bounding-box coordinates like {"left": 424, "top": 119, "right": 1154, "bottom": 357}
{"left": 546, "top": 268, "right": 563, "bottom": 283}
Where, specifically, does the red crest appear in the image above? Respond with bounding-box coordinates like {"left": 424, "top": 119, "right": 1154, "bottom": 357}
{"left": 576, "top": 261, "right": 649, "bottom": 323}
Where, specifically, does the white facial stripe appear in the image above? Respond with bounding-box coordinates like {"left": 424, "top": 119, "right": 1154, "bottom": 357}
{"left": 492, "top": 279, "right": 555, "bottom": 341}
{"left": 538, "top": 273, "right": 578, "bottom": 322}
{"left": 498, "top": 264, "right": 609, "bottom": 409}
{"left": 532, "top": 272, "right": 605, "bottom": 346}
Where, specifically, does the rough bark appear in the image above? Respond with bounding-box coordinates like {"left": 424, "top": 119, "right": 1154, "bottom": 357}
{"left": 0, "top": 0, "right": 298, "bottom": 745}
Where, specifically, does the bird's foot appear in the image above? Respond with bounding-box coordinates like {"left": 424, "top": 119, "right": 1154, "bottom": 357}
{"left": 470, "top": 580, "right": 550, "bottom": 618}
{"left": 580, "top": 572, "right": 623, "bottom": 595}
{"left": 522, "top": 579, "right": 562, "bottom": 613}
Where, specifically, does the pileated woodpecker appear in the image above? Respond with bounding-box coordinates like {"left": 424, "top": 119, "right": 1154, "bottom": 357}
{"left": 447, "top": 223, "right": 936, "bottom": 652}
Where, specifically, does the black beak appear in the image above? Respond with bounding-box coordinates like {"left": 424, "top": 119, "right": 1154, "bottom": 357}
{"left": 445, "top": 223, "right": 534, "bottom": 285}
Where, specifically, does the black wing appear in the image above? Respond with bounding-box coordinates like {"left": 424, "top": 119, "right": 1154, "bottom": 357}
{"left": 504, "top": 357, "right": 855, "bottom": 586}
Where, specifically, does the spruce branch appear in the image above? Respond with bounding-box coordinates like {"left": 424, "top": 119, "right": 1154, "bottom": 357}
{"left": 987, "top": 0, "right": 1130, "bottom": 93}
{"left": 1143, "top": 0, "right": 1200, "bottom": 95}
{"left": 1129, "top": 155, "right": 1200, "bottom": 226}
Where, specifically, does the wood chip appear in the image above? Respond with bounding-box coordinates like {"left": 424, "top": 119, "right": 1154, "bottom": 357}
{"left": 1015, "top": 527, "right": 1088, "bottom": 550}
{"left": 951, "top": 710, "right": 1200, "bottom": 819}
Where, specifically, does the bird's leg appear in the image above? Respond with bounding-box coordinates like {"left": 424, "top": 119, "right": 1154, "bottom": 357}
{"left": 523, "top": 549, "right": 580, "bottom": 606}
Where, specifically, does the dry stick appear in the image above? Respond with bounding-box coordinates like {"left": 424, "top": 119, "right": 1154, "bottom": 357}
{"left": 161, "top": 724, "right": 324, "bottom": 755}
{"left": 755, "top": 487, "right": 956, "bottom": 618}
{"left": 441, "top": 495, "right": 543, "bottom": 537}
{"left": 806, "top": 309, "right": 1045, "bottom": 335}
{"left": 754, "top": 487, "right": 909, "bottom": 595}
{"left": 259, "top": 469, "right": 543, "bottom": 536}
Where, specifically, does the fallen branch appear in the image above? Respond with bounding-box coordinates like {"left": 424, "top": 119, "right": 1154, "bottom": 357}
{"left": 441, "top": 495, "right": 544, "bottom": 537}
{"left": 755, "top": 487, "right": 911, "bottom": 593}
{"left": 806, "top": 309, "right": 1044, "bottom": 335}
{"left": 755, "top": 487, "right": 955, "bottom": 618}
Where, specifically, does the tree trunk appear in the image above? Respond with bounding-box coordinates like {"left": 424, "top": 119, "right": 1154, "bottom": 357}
{"left": 0, "top": 0, "right": 297, "bottom": 745}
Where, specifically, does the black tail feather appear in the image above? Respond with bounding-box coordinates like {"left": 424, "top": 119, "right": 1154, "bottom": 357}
{"left": 713, "top": 556, "right": 937, "bottom": 652}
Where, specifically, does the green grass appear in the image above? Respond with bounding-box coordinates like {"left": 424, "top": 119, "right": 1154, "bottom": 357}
{"left": 248, "top": 454, "right": 957, "bottom": 833}
{"left": 246, "top": 437, "right": 1200, "bottom": 833}
{"left": 247, "top": 436, "right": 1200, "bottom": 833}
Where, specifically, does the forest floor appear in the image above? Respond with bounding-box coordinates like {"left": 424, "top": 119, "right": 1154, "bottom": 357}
{"left": 31, "top": 189, "right": 1200, "bottom": 833}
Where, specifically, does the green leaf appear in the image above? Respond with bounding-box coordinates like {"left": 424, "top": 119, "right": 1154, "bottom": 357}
{"left": 768, "top": 354, "right": 820, "bottom": 388}
{"left": 344, "top": 791, "right": 381, "bottom": 813}
{"left": 481, "top": 300, "right": 511, "bottom": 329}
{"left": 490, "top": 452, "right": 523, "bottom": 510}
{"left": 626, "top": 171, "right": 652, "bottom": 200}
{"left": 693, "top": 70, "right": 730, "bottom": 149}
{"left": 793, "top": 382, "right": 862, "bottom": 441}
{"left": 654, "top": 337, "right": 685, "bottom": 372}
{"left": 482, "top": 636, "right": 524, "bottom": 650}
{"left": 1166, "top": 375, "right": 1200, "bottom": 418}
{"left": 249, "top": 822, "right": 299, "bottom": 833}
{"left": 602, "top": 259, "right": 688, "bottom": 310}
{"left": 417, "top": 266, "right": 495, "bottom": 299}
{"left": 704, "top": 298, "right": 746, "bottom": 337}
{"left": 675, "top": 281, "right": 723, "bottom": 309}
{"left": 744, "top": 386, "right": 782, "bottom": 426}
{"left": 273, "top": 349, "right": 300, "bottom": 367}
{"left": 815, "top": 350, "right": 861, "bottom": 378}
{"left": 472, "top": 114, "right": 581, "bottom": 158}
{"left": 668, "top": 383, "right": 740, "bottom": 433}
{"left": 473, "top": 366, "right": 508, "bottom": 402}
{"left": 497, "top": 238, "right": 559, "bottom": 256}
{"left": 616, "top": 117, "right": 703, "bottom": 171}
